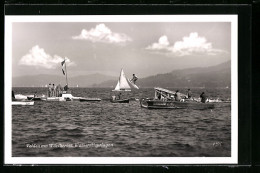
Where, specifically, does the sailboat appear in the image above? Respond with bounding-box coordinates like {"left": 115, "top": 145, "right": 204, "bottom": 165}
{"left": 113, "top": 69, "right": 131, "bottom": 92}
{"left": 111, "top": 69, "right": 139, "bottom": 103}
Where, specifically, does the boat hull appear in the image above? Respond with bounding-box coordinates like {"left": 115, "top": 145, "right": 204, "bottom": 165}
{"left": 12, "top": 101, "right": 34, "bottom": 105}
{"left": 140, "top": 99, "right": 214, "bottom": 110}
{"left": 111, "top": 99, "right": 129, "bottom": 103}
{"left": 27, "top": 96, "right": 42, "bottom": 101}
{"left": 80, "top": 98, "right": 101, "bottom": 102}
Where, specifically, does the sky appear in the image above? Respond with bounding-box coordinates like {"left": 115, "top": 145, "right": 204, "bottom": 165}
{"left": 12, "top": 22, "right": 231, "bottom": 78}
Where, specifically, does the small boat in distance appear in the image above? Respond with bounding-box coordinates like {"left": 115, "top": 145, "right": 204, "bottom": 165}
{"left": 12, "top": 101, "right": 34, "bottom": 106}
{"left": 111, "top": 98, "right": 129, "bottom": 103}
{"left": 12, "top": 91, "right": 34, "bottom": 105}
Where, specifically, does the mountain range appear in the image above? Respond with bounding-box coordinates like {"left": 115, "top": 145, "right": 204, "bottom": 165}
{"left": 93, "top": 60, "right": 231, "bottom": 88}
{"left": 12, "top": 73, "right": 116, "bottom": 87}
{"left": 12, "top": 60, "right": 231, "bottom": 88}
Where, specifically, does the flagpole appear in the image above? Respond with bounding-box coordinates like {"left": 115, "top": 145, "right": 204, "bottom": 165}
{"left": 64, "top": 58, "right": 68, "bottom": 87}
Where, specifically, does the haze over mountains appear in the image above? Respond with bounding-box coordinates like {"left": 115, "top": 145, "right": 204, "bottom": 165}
{"left": 13, "top": 60, "right": 231, "bottom": 88}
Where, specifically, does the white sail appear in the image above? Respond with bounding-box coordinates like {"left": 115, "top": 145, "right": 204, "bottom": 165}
{"left": 128, "top": 78, "right": 139, "bottom": 89}
{"left": 113, "top": 69, "right": 131, "bottom": 91}
{"left": 114, "top": 81, "right": 120, "bottom": 91}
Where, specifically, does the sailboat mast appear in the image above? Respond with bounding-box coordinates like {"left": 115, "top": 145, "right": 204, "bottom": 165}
{"left": 65, "top": 58, "right": 68, "bottom": 87}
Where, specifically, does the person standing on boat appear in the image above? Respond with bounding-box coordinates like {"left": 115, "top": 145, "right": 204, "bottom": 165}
{"left": 118, "top": 93, "right": 122, "bottom": 100}
{"left": 187, "top": 89, "right": 192, "bottom": 99}
{"left": 64, "top": 84, "right": 68, "bottom": 91}
{"left": 54, "top": 84, "right": 57, "bottom": 96}
{"left": 200, "top": 92, "right": 208, "bottom": 103}
{"left": 131, "top": 74, "right": 138, "bottom": 84}
{"left": 48, "top": 83, "right": 52, "bottom": 97}
{"left": 51, "top": 84, "right": 55, "bottom": 97}
{"left": 174, "top": 90, "right": 181, "bottom": 101}
{"left": 56, "top": 84, "right": 61, "bottom": 97}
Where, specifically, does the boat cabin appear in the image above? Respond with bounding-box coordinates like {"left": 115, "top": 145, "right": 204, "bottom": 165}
{"left": 154, "top": 87, "right": 186, "bottom": 101}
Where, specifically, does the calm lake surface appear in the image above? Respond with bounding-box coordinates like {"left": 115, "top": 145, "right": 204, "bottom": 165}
{"left": 12, "top": 87, "right": 231, "bottom": 157}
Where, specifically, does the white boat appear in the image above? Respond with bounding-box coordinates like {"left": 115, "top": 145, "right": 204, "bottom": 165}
{"left": 14, "top": 94, "right": 28, "bottom": 100}
{"left": 43, "top": 59, "right": 101, "bottom": 102}
{"left": 12, "top": 101, "right": 34, "bottom": 105}
{"left": 44, "top": 91, "right": 77, "bottom": 101}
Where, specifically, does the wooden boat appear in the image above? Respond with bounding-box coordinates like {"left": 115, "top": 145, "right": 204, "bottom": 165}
{"left": 111, "top": 69, "right": 139, "bottom": 103}
{"left": 111, "top": 99, "right": 129, "bottom": 103}
{"left": 140, "top": 99, "right": 214, "bottom": 110}
{"left": 140, "top": 87, "right": 215, "bottom": 110}
{"left": 12, "top": 101, "right": 34, "bottom": 106}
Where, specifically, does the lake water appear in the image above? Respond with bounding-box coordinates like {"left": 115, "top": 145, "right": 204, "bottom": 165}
{"left": 12, "top": 87, "right": 231, "bottom": 157}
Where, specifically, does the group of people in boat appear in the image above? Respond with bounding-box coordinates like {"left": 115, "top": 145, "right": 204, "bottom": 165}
{"left": 48, "top": 83, "right": 68, "bottom": 97}
{"left": 156, "top": 89, "right": 208, "bottom": 103}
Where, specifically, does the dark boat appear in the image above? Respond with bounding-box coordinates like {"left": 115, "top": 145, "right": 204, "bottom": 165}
{"left": 140, "top": 87, "right": 215, "bottom": 110}
{"left": 140, "top": 99, "right": 214, "bottom": 110}
{"left": 111, "top": 99, "right": 130, "bottom": 103}
{"left": 27, "top": 96, "right": 42, "bottom": 101}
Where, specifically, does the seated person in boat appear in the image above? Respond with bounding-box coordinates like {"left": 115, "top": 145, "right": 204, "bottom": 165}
{"left": 157, "top": 93, "right": 161, "bottom": 100}
{"left": 187, "top": 89, "right": 192, "bottom": 99}
{"left": 130, "top": 74, "right": 138, "bottom": 84}
{"left": 160, "top": 95, "right": 165, "bottom": 101}
{"left": 200, "top": 92, "right": 208, "bottom": 103}
{"left": 174, "top": 90, "right": 181, "bottom": 101}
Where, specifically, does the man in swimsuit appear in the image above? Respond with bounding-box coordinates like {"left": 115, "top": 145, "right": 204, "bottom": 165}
{"left": 131, "top": 74, "right": 138, "bottom": 84}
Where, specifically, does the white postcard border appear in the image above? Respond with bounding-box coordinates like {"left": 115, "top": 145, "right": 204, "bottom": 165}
{"left": 4, "top": 15, "right": 238, "bottom": 164}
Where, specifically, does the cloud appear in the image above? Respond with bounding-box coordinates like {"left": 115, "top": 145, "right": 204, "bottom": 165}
{"left": 72, "top": 23, "right": 132, "bottom": 44}
{"left": 19, "top": 45, "right": 75, "bottom": 69}
{"left": 146, "top": 35, "right": 170, "bottom": 50}
{"left": 146, "top": 33, "right": 226, "bottom": 56}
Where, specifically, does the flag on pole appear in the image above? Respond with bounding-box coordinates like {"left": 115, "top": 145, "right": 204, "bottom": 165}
{"left": 61, "top": 60, "right": 66, "bottom": 75}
